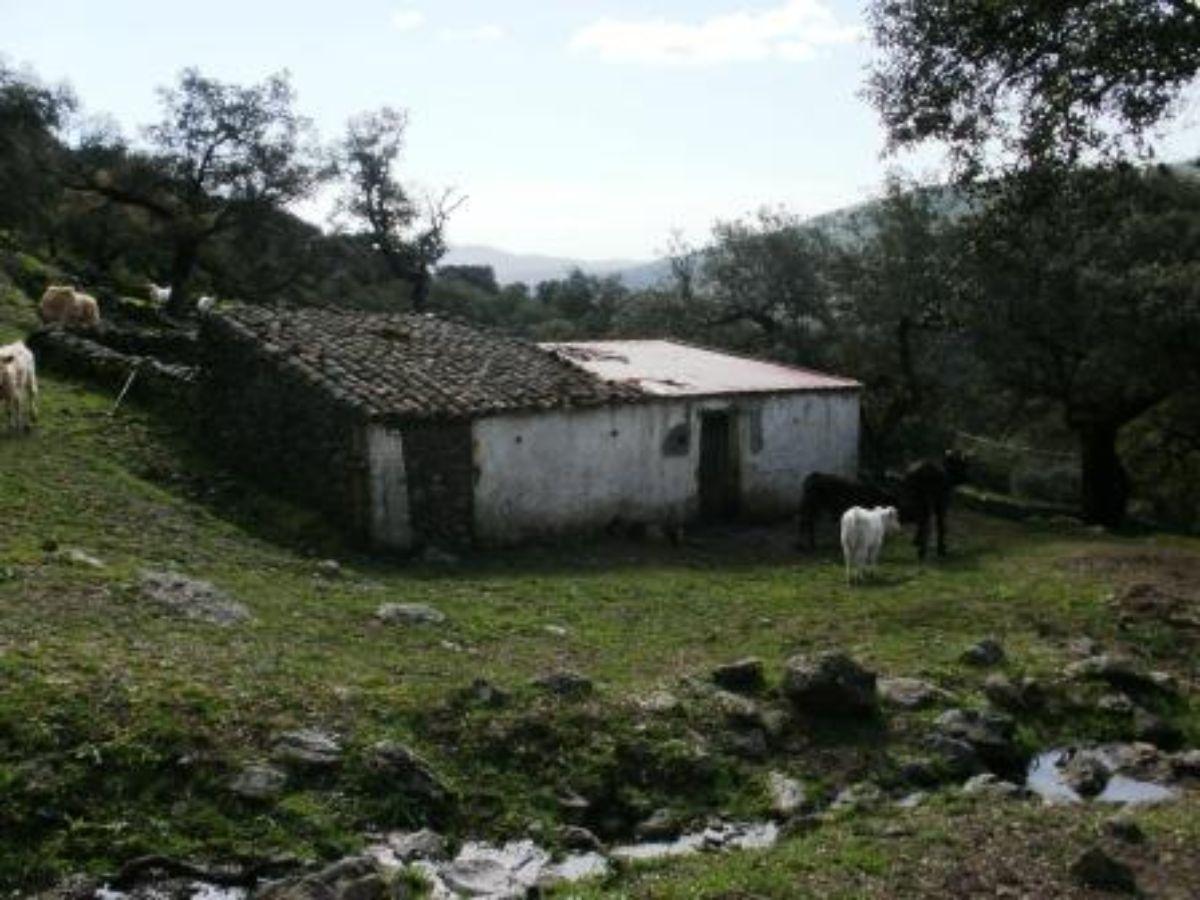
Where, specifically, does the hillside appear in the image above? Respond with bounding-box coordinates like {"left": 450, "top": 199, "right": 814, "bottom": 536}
{"left": 1, "top": 273, "right": 1198, "bottom": 897}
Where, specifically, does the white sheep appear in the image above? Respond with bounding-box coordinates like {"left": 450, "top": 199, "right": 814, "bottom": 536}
{"left": 840, "top": 506, "right": 901, "bottom": 584}
{"left": 0, "top": 341, "right": 38, "bottom": 433}
{"left": 147, "top": 282, "right": 172, "bottom": 304}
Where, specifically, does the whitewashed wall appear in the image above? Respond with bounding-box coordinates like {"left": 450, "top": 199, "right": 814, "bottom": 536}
{"left": 367, "top": 424, "right": 413, "bottom": 550}
{"left": 471, "top": 391, "right": 859, "bottom": 544}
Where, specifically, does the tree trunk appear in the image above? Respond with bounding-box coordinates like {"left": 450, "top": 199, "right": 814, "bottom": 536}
{"left": 1079, "top": 422, "right": 1129, "bottom": 527}
{"left": 166, "top": 237, "right": 200, "bottom": 318}
{"left": 410, "top": 267, "right": 431, "bottom": 312}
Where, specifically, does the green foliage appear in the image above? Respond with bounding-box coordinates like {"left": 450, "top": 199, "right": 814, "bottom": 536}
{"left": 866, "top": 0, "right": 1200, "bottom": 175}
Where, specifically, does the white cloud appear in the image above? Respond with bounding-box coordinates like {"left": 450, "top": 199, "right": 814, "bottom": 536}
{"left": 569, "top": 0, "right": 862, "bottom": 66}
{"left": 440, "top": 24, "right": 507, "bottom": 43}
{"left": 391, "top": 9, "right": 426, "bottom": 33}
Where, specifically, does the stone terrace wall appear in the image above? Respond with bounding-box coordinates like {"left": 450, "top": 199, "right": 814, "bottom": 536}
{"left": 198, "top": 316, "right": 372, "bottom": 543}
{"left": 27, "top": 327, "right": 198, "bottom": 412}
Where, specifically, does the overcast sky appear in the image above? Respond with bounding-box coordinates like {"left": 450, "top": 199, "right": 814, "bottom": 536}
{"left": 3, "top": 1, "right": 1196, "bottom": 260}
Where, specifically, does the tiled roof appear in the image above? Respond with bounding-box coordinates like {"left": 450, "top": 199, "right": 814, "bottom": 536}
{"left": 208, "top": 306, "right": 647, "bottom": 420}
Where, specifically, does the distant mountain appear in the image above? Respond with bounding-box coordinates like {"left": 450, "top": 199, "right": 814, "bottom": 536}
{"left": 441, "top": 244, "right": 655, "bottom": 288}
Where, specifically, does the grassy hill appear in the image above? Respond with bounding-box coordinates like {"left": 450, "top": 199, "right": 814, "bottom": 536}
{"left": 0, "top": 281, "right": 1198, "bottom": 895}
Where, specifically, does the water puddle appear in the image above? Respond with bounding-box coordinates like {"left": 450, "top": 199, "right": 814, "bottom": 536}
{"left": 1026, "top": 749, "right": 1177, "bottom": 806}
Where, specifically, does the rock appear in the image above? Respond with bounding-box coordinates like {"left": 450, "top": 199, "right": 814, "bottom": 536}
{"left": 896, "top": 791, "right": 926, "bottom": 809}
{"left": 1132, "top": 708, "right": 1184, "bottom": 750}
{"left": 375, "top": 602, "right": 445, "bottom": 626}
{"left": 230, "top": 763, "right": 287, "bottom": 800}
{"left": 636, "top": 690, "right": 680, "bottom": 713}
{"left": 879, "top": 676, "right": 949, "bottom": 710}
{"left": 440, "top": 841, "right": 548, "bottom": 896}
{"left": 463, "top": 677, "right": 509, "bottom": 708}
{"left": 1060, "top": 750, "right": 1111, "bottom": 797}
{"left": 1067, "top": 636, "right": 1102, "bottom": 658}
{"left": 1098, "top": 693, "right": 1135, "bottom": 715}
{"left": 726, "top": 728, "right": 769, "bottom": 760}
{"left": 712, "top": 690, "right": 763, "bottom": 727}
{"left": 831, "top": 782, "right": 884, "bottom": 812}
{"left": 385, "top": 828, "right": 447, "bottom": 861}
{"left": 139, "top": 570, "right": 251, "bottom": 626}
{"left": 899, "top": 757, "right": 942, "bottom": 786}
{"left": 961, "top": 637, "right": 1005, "bottom": 667}
{"left": 273, "top": 728, "right": 342, "bottom": 768}
{"left": 556, "top": 824, "right": 603, "bottom": 852}
{"left": 923, "top": 734, "right": 981, "bottom": 778}
{"left": 532, "top": 670, "right": 593, "bottom": 699}
{"left": 1171, "top": 749, "right": 1200, "bottom": 777}
{"left": 367, "top": 741, "right": 452, "bottom": 806}
{"left": 636, "top": 808, "right": 681, "bottom": 841}
{"left": 782, "top": 651, "right": 877, "bottom": 715}
{"left": 315, "top": 559, "right": 342, "bottom": 579}
{"left": 1103, "top": 813, "right": 1146, "bottom": 845}
{"left": 1070, "top": 846, "right": 1138, "bottom": 894}
{"left": 711, "top": 657, "right": 766, "bottom": 693}
{"left": 982, "top": 673, "right": 1027, "bottom": 710}
{"left": 1066, "top": 654, "right": 1173, "bottom": 696}
{"left": 255, "top": 856, "right": 381, "bottom": 900}
{"left": 932, "top": 708, "right": 1023, "bottom": 779}
{"left": 55, "top": 548, "right": 105, "bottom": 569}
{"left": 543, "top": 624, "right": 569, "bottom": 637}
{"left": 961, "top": 773, "right": 1025, "bottom": 799}
{"left": 766, "top": 771, "right": 806, "bottom": 818}
{"left": 557, "top": 789, "right": 591, "bottom": 814}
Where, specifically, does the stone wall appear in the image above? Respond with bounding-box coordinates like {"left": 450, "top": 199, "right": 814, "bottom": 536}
{"left": 198, "top": 316, "right": 372, "bottom": 542}
{"left": 26, "top": 327, "right": 198, "bottom": 412}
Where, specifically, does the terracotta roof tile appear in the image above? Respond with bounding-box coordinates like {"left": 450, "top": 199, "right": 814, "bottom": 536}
{"left": 208, "top": 306, "right": 646, "bottom": 420}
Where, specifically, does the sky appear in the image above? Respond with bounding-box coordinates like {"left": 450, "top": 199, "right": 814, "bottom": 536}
{"left": 2, "top": 1, "right": 1196, "bottom": 261}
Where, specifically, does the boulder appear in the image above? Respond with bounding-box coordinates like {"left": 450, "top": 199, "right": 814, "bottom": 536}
{"left": 635, "top": 808, "right": 681, "bottom": 841}
{"left": 139, "top": 570, "right": 251, "bottom": 626}
{"left": 961, "top": 773, "right": 1025, "bottom": 799}
{"left": 384, "top": 828, "right": 447, "bottom": 861}
{"left": 1171, "top": 749, "right": 1200, "bottom": 777}
{"left": 1132, "top": 708, "right": 1184, "bottom": 750}
{"left": 932, "top": 708, "right": 1024, "bottom": 779}
{"left": 1059, "top": 749, "right": 1111, "bottom": 797}
{"left": 1070, "top": 846, "right": 1138, "bottom": 894}
{"left": 375, "top": 603, "right": 445, "bottom": 626}
{"left": 273, "top": 729, "right": 342, "bottom": 768}
{"left": 830, "top": 782, "right": 884, "bottom": 812}
{"left": 230, "top": 763, "right": 287, "bottom": 800}
{"left": 532, "top": 670, "right": 594, "bottom": 699}
{"left": 878, "top": 676, "right": 950, "bottom": 710}
{"left": 961, "top": 638, "right": 1005, "bottom": 667}
{"left": 367, "top": 741, "right": 452, "bottom": 806}
{"left": 315, "top": 559, "right": 342, "bottom": 579}
{"left": 254, "top": 857, "right": 382, "bottom": 900}
{"left": 782, "top": 652, "right": 877, "bottom": 715}
{"left": 555, "top": 824, "right": 603, "bottom": 852}
{"left": 1103, "top": 813, "right": 1146, "bottom": 845}
{"left": 766, "top": 771, "right": 806, "bottom": 818}
{"left": 1066, "top": 654, "right": 1175, "bottom": 697}
{"left": 711, "top": 658, "right": 766, "bottom": 693}
{"left": 922, "top": 734, "right": 982, "bottom": 778}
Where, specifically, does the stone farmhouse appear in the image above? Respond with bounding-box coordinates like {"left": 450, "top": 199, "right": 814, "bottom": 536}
{"left": 199, "top": 307, "right": 860, "bottom": 550}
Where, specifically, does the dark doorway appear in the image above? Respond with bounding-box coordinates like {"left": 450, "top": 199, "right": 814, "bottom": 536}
{"left": 699, "top": 410, "right": 739, "bottom": 521}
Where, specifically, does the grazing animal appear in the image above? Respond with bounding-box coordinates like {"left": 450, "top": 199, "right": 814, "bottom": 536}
{"left": 0, "top": 341, "right": 38, "bottom": 433}
{"left": 798, "top": 472, "right": 897, "bottom": 549}
{"left": 147, "top": 282, "right": 172, "bottom": 304}
{"left": 196, "top": 294, "right": 215, "bottom": 313}
{"left": 897, "top": 449, "right": 969, "bottom": 560}
{"left": 38, "top": 285, "right": 101, "bottom": 327}
{"left": 840, "top": 506, "right": 901, "bottom": 584}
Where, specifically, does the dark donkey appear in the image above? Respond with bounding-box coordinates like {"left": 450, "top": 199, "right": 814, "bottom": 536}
{"left": 898, "top": 449, "right": 969, "bottom": 560}
{"left": 797, "top": 472, "right": 897, "bottom": 550}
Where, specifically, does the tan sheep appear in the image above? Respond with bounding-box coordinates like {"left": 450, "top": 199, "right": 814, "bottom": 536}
{"left": 38, "top": 285, "right": 101, "bottom": 328}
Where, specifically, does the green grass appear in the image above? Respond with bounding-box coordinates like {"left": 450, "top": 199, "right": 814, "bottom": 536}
{"left": 1, "top": 367, "right": 1197, "bottom": 893}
